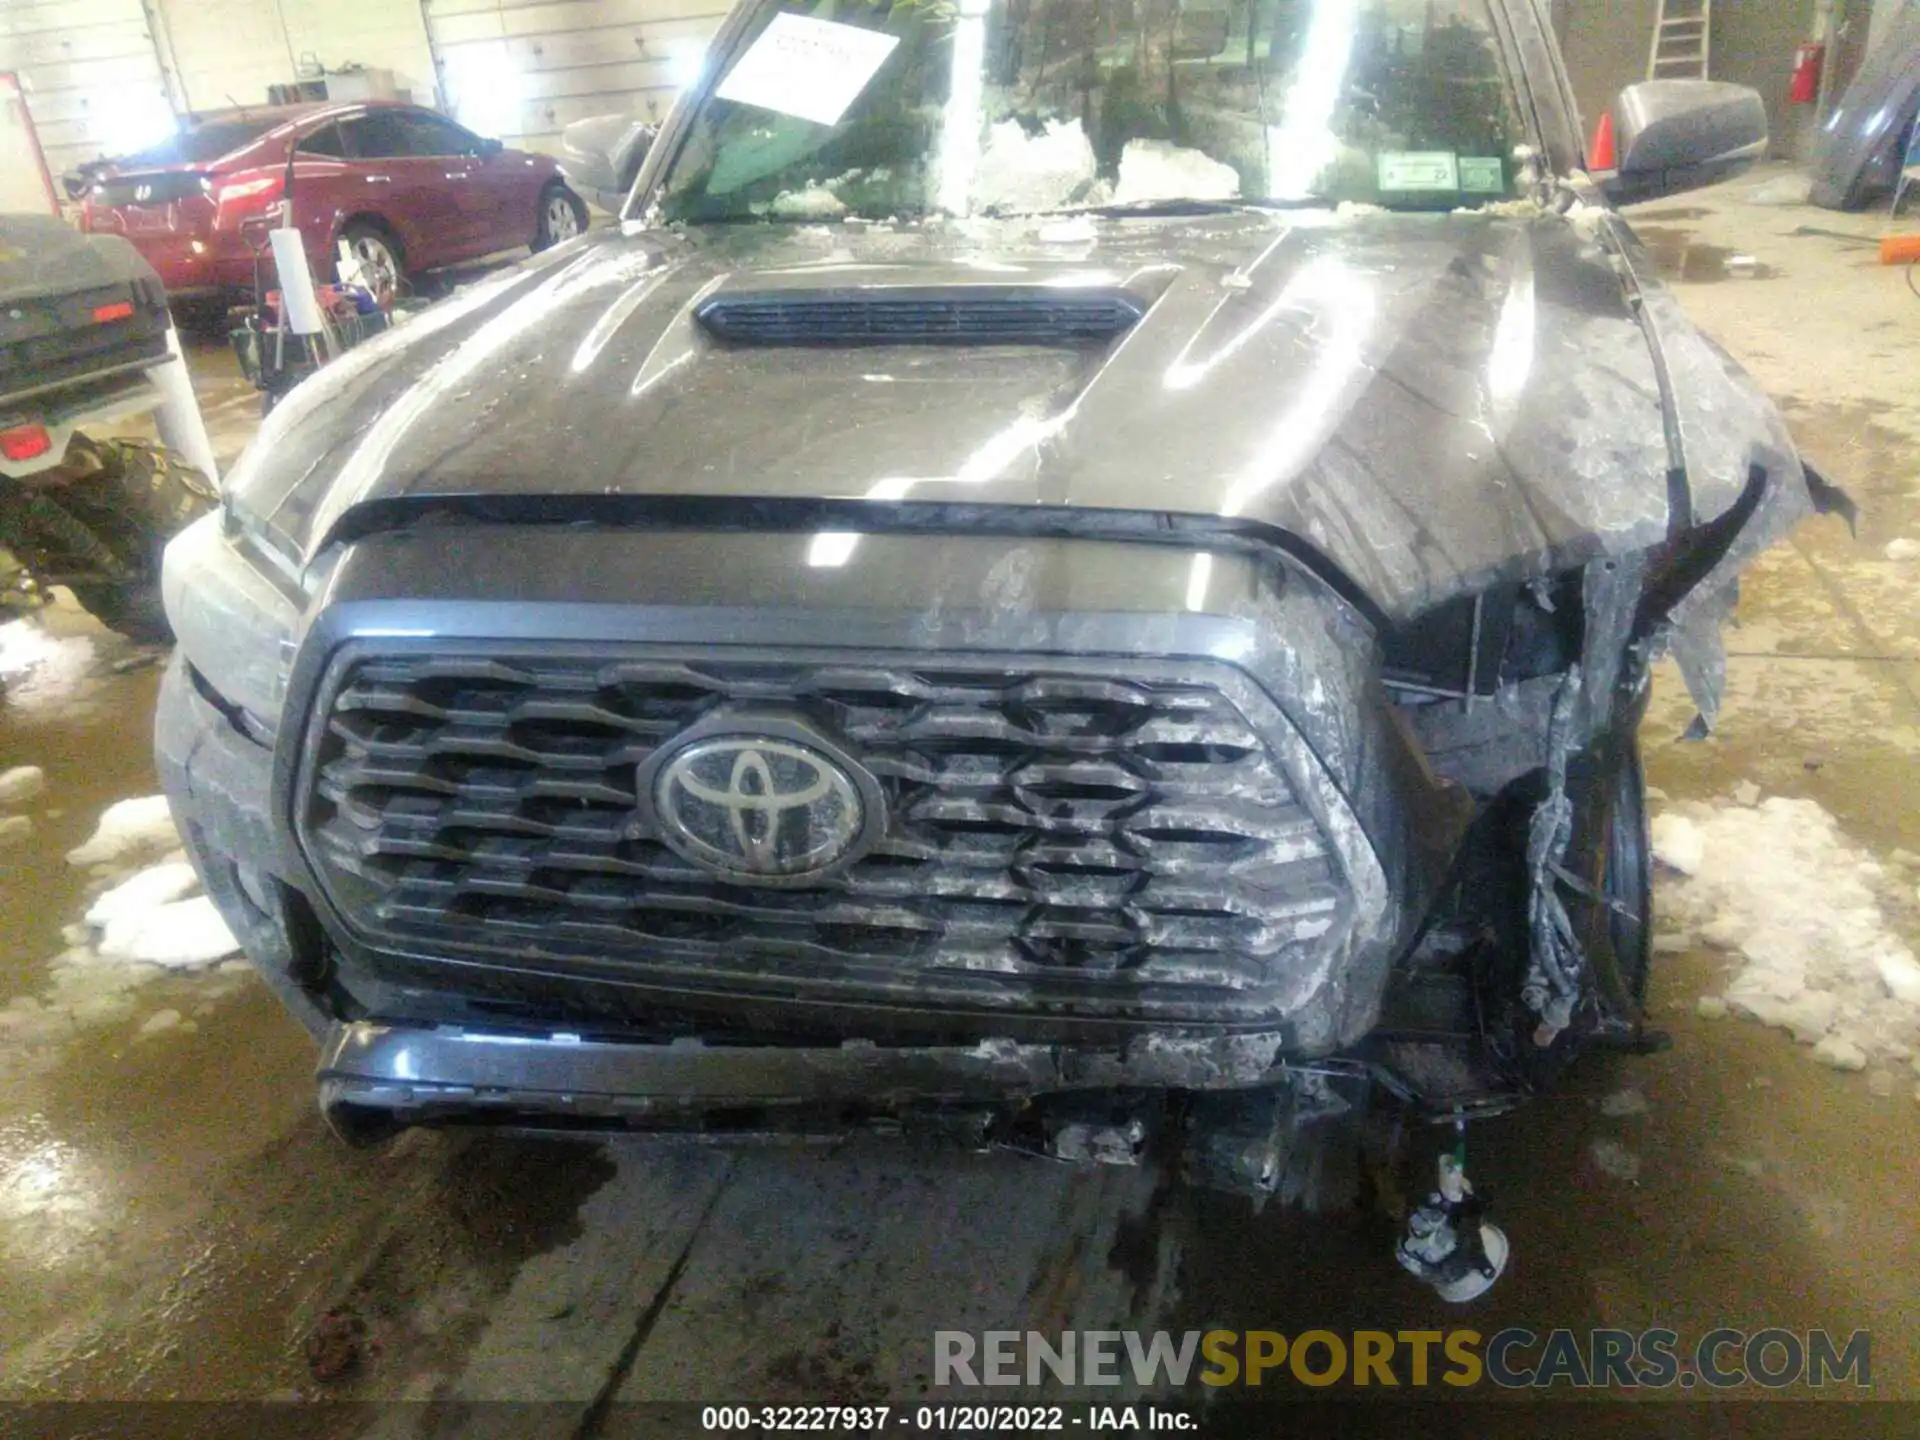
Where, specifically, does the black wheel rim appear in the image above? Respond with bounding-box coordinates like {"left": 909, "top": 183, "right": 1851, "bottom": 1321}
{"left": 1598, "top": 739, "right": 1654, "bottom": 1006}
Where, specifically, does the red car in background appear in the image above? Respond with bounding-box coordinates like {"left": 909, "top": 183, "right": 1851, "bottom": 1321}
{"left": 77, "top": 102, "right": 587, "bottom": 303}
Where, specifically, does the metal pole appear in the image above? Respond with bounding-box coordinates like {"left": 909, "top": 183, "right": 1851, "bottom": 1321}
{"left": 149, "top": 325, "right": 219, "bottom": 487}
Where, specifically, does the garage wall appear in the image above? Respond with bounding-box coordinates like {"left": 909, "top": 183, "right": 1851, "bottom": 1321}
{"left": 0, "top": 0, "right": 174, "bottom": 178}
{"left": 276, "top": 0, "right": 437, "bottom": 103}
{"left": 151, "top": 0, "right": 438, "bottom": 114}
{"left": 424, "top": 0, "right": 728, "bottom": 156}
{"left": 1556, "top": 1, "right": 1815, "bottom": 149}
{"left": 152, "top": 0, "right": 296, "bottom": 113}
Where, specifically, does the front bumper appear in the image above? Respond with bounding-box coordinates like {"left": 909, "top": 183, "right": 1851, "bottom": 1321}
{"left": 160, "top": 526, "right": 1446, "bottom": 1136}
{"left": 316, "top": 1019, "right": 1306, "bottom": 1132}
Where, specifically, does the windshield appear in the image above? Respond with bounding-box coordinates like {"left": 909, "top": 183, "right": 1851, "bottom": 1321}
{"left": 652, "top": 0, "right": 1527, "bottom": 222}
{"left": 119, "top": 119, "right": 282, "bottom": 166}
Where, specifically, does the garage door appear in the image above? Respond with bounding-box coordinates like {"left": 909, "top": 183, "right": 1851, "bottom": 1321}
{"left": 424, "top": 0, "right": 730, "bottom": 157}
{"left": 0, "top": 0, "right": 175, "bottom": 182}
{"left": 159, "top": 0, "right": 439, "bottom": 118}
{"left": 149, "top": 0, "right": 296, "bottom": 116}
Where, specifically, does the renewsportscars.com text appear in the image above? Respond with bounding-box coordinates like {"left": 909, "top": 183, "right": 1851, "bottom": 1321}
{"left": 933, "top": 1328, "right": 1871, "bottom": 1391}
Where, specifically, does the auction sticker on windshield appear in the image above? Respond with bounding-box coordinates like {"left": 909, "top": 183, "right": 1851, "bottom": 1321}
{"left": 1458, "top": 156, "right": 1506, "bottom": 193}
{"left": 714, "top": 13, "right": 901, "bottom": 127}
{"left": 1377, "top": 151, "right": 1460, "bottom": 192}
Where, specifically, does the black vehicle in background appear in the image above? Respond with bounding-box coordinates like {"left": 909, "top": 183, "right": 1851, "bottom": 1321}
{"left": 158, "top": 0, "right": 1839, "bottom": 1295}
{"left": 1809, "top": 3, "right": 1920, "bottom": 211}
{"left": 0, "top": 216, "right": 214, "bottom": 642}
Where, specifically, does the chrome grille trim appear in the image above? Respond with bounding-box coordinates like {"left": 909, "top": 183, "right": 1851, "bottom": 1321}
{"left": 296, "top": 646, "right": 1375, "bottom": 1019}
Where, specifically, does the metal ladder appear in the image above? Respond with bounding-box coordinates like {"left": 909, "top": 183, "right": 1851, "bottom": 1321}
{"left": 1647, "top": 0, "right": 1712, "bottom": 81}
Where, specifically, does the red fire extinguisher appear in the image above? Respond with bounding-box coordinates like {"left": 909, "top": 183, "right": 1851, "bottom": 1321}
{"left": 1790, "top": 42, "right": 1825, "bottom": 105}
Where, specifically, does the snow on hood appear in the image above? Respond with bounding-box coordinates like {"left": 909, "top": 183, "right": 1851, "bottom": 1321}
{"left": 1112, "top": 141, "right": 1241, "bottom": 205}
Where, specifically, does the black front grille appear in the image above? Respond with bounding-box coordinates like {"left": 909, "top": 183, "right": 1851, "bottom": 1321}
{"left": 694, "top": 288, "right": 1145, "bottom": 346}
{"left": 298, "top": 648, "right": 1348, "bottom": 1017}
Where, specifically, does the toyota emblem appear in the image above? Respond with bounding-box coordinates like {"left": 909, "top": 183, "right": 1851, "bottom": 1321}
{"left": 648, "top": 731, "right": 878, "bottom": 883}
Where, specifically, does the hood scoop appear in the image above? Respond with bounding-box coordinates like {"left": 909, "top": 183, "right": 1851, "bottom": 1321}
{"left": 694, "top": 284, "right": 1147, "bottom": 347}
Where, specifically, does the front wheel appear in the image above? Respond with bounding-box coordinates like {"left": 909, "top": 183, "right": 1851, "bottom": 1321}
{"left": 534, "top": 183, "right": 588, "bottom": 251}
{"left": 1477, "top": 725, "right": 1654, "bottom": 1088}
{"left": 337, "top": 223, "right": 405, "bottom": 307}
{"left": 1590, "top": 734, "right": 1653, "bottom": 1011}
{"left": 1541, "top": 727, "right": 1654, "bottom": 1036}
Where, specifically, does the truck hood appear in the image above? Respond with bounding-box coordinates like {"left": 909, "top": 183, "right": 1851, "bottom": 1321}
{"left": 229, "top": 208, "right": 1675, "bottom": 622}
{"left": 0, "top": 215, "right": 163, "bottom": 304}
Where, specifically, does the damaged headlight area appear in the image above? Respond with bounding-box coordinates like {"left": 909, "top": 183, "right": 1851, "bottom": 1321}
{"left": 1382, "top": 574, "right": 1585, "bottom": 710}
{"left": 1374, "top": 560, "right": 1652, "bottom": 1090}
{"left": 1372, "top": 453, "right": 1834, "bottom": 1112}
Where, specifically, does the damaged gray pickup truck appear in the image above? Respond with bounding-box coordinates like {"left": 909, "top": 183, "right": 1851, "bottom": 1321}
{"left": 158, "top": 0, "right": 1847, "bottom": 1296}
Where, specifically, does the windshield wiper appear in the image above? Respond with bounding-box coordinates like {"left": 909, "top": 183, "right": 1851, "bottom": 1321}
{"left": 1029, "top": 197, "right": 1334, "bottom": 219}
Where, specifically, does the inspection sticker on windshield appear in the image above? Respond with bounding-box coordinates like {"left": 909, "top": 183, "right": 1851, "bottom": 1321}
{"left": 1458, "top": 156, "right": 1506, "bottom": 193}
{"left": 714, "top": 13, "right": 901, "bottom": 127}
{"left": 1377, "top": 151, "right": 1460, "bottom": 192}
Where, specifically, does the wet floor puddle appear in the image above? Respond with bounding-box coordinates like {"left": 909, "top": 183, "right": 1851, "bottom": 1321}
{"left": 1632, "top": 225, "right": 1779, "bottom": 283}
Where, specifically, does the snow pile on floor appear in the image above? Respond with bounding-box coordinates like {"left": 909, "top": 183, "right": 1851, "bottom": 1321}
{"left": 1655, "top": 794, "right": 1920, "bottom": 1071}
{"left": 1111, "top": 140, "right": 1239, "bottom": 206}
{"left": 85, "top": 860, "right": 201, "bottom": 926}
{"left": 0, "top": 617, "right": 73, "bottom": 678}
{"left": 97, "top": 894, "right": 239, "bottom": 968}
{"left": 971, "top": 119, "right": 1100, "bottom": 214}
{"left": 0, "top": 794, "right": 245, "bottom": 1074}
{"left": 66, "top": 795, "right": 180, "bottom": 868}
{"left": 1588, "top": 1137, "right": 1641, "bottom": 1181}
{"left": 65, "top": 799, "right": 241, "bottom": 967}
{"left": 0, "top": 617, "right": 101, "bottom": 711}
{"left": 0, "top": 765, "right": 47, "bottom": 806}
{"left": 0, "top": 940, "right": 250, "bottom": 1072}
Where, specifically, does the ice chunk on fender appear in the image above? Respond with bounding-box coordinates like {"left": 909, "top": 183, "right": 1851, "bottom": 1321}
{"left": 86, "top": 862, "right": 201, "bottom": 928}
{"left": 98, "top": 896, "right": 239, "bottom": 967}
{"left": 67, "top": 795, "right": 180, "bottom": 867}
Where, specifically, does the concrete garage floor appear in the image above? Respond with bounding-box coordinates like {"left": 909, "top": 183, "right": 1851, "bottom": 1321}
{"left": 2, "top": 168, "right": 1918, "bottom": 1428}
